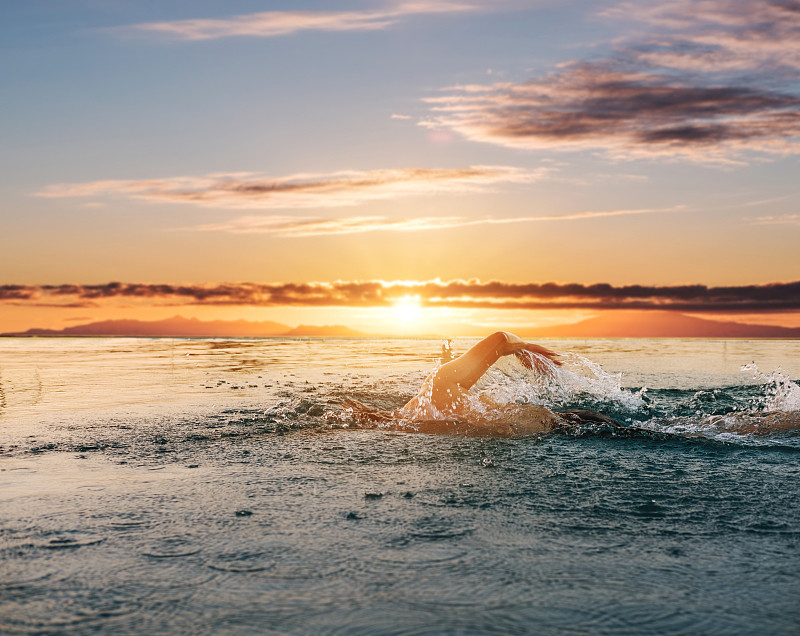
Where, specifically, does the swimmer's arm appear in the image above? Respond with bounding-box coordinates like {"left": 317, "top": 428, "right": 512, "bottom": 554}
{"left": 436, "top": 331, "right": 560, "bottom": 391}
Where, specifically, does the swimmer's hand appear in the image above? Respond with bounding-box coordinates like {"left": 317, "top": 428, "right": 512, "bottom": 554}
{"left": 514, "top": 344, "right": 561, "bottom": 375}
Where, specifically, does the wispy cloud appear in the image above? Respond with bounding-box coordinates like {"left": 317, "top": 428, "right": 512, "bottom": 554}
{"left": 194, "top": 215, "right": 478, "bottom": 236}
{"left": 4, "top": 279, "right": 800, "bottom": 312}
{"left": 192, "top": 205, "right": 684, "bottom": 236}
{"left": 603, "top": 0, "right": 800, "bottom": 73}
{"left": 739, "top": 193, "right": 799, "bottom": 208}
{"left": 750, "top": 213, "right": 800, "bottom": 225}
{"left": 118, "top": 1, "right": 478, "bottom": 41}
{"left": 37, "top": 166, "right": 541, "bottom": 210}
{"left": 424, "top": 0, "right": 800, "bottom": 162}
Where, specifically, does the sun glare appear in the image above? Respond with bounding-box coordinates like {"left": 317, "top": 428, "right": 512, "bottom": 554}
{"left": 392, "top": 295, "right": 423, "bottom": 328}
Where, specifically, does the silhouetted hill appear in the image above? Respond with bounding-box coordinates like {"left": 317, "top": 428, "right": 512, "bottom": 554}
{"left": 519, "top": 311, "right": 800, "bottom": 338}
{"left": 4, "top": 311, "right": 799, "bottom": 339}
{"left": 3, "top": 315, "right": 291, "bottom": 338}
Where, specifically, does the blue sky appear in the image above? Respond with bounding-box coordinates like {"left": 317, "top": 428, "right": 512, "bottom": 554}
{"left": 2, "top": 0, "right": 799, "bottom": 331}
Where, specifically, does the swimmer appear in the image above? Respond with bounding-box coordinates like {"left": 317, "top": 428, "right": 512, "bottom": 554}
{"left": 402, "top": 331, "right": 561, "bottom": 417}
{"left": 344, "top": 331, "right": 623, "bottom": 437}
{"left": 341, "top": 333, "right": 800, "bottom": 438}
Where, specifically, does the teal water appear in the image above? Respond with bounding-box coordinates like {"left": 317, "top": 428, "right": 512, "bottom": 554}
{"left": 1, "top": 337, "right": 799, "bottom": 634}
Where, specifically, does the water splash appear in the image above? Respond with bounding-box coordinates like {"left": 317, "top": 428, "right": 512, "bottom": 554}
{"left": 625, "top": 364, "right": 800, "bottom": 444}
{"left": 740, "top": 362, "right": 800, "bottom": 412}
{"left": 476, "top": 352, "right": 646, "bottom": 413}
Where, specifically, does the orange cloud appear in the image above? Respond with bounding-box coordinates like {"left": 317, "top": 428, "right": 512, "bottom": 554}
{"left": 118, "top": 1, "right": 479, "bottom": 40}
{"left": 37, "top": 166, "right": 542, "bottom": 210}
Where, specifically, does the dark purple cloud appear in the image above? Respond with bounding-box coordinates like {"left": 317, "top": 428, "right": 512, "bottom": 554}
{"left": 0, "top": 285, "right": 37, "bottom": 301}
{"left": 4, "top": 280, "right": 800, "bottom": 312}
{"left": 423, "top": 0, "right": 800, "bottom": 161}
{"left": 424, "top": 63, "right": 800, "bottom": 161}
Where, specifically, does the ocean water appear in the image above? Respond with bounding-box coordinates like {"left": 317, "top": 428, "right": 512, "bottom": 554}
{"left": 1, "top": 336, "right": 799, "bottom": 635}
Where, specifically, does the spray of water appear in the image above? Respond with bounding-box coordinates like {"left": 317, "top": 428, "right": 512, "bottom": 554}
{"left": 475, "top": 352, "right": 646, "bottom": 413}
{"left": 740, "top": 362, "right": 800, "bottom": 412}
{"left": 327, "top": 350, "right": 800, "bottom": 442}
{"left": 637, "top": 364, "right": 800, "bottom": 443}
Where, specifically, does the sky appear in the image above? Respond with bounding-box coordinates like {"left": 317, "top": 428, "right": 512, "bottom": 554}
{"left": 2, "top": 0, "right": 799, "bottom": 335}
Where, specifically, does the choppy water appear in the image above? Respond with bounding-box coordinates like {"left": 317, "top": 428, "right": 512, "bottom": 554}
{"left": 1, "top": 337, "right": 799, "bottom": 634}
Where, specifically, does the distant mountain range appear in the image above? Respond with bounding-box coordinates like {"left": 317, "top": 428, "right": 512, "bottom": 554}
{"left": 2, "top": 311, "right": 799, "bottom": 338}
{"left": 1, "top": 315, "right": 367, "bottom": 338}
{"left": 519, "top": 311, "right": 800, "bottom": 338}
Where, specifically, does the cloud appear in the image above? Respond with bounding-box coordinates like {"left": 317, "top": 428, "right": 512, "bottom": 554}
{"left": 424, "top": 0, "right": 800, "bottom": 162}
{"left": 5, "top": 279, "right": 800, "bottom": 312}
{"left": 191, "top": 205, "right": 684, "bottom": 236}
{"left": 424, "top": 62, "right": 800, "bottom": 162}
{"left": 0, "top": 285, "right": 37, "bottom": 301}
{"left": 739, "top": 193, "right": 798, "bottom": 208}
{"left": 118, "top": 1, "right": 478, "bottom": 41}
{"left": 750, "top": 213, "right": 800, "bottom": 224}
{"left": 36, "top": 166, "right": 542, "bottom": 210}
{"left": 193, "top": 215, "right": 478, "bottom": 236}
{"left": 603, "top": 0, "right": 800, "bottom": 73}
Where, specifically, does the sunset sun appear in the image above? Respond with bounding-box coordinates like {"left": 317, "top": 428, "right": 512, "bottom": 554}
{"left": 391, "top": 294, "right": 423, "bottom": 329}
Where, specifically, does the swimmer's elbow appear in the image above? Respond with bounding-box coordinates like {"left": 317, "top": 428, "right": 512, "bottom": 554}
{"left": 491, "top": 331, "right": 523, "bottom": 355}
{"left": 485, "top": 331, "right": 516, "bottom": 345}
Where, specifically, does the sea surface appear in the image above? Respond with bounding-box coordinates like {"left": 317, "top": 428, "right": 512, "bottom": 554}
{"left": 1, "top": 336, "right": 799, "bottom": 635}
